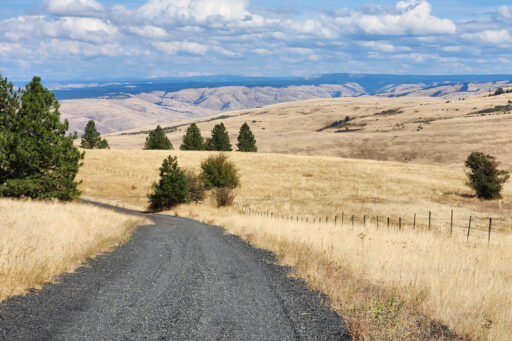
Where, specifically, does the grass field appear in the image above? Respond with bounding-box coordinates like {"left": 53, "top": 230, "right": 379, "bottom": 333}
{"left": 0, "top": 199, "right": 145, "bottom": 301}
{"left": 78, "top": 149, "right": 512, "bottom": 339}
{"left": 105, "top": 93, "right": 512, "bottom": 170}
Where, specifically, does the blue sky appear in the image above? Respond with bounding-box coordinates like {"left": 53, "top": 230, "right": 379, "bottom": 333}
{"left": 1, "top": 0, "right": 511, "bottom": 81}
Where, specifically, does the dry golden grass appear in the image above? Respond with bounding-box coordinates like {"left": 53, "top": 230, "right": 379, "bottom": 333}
{"left": 78, "top": 149, "right": 512, "bottom": 339}
{"left": 0, "top": 199, "right": 145, "bottom": 301}
{"left": 105, "top": 93, "right": 512, "bottom": 170}
{"left": 79, "top": 150, "right": 512, "bottom": 233}
{"left": 173, "top": 203, "right": 512, "bottom": 340}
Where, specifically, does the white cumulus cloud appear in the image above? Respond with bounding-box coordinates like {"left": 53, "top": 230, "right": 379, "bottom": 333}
{"left": 43, "top": 0, "right": 105, "bottom": 17}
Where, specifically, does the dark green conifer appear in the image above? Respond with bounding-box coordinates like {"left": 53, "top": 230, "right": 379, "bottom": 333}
{"left": 80, "top": 120, "right": 109, "bottom": 149}
{"left": 236, "top": 123, "right": 257, "bottom": 152}
{"left": 0, "top": 75, "right": 83, "bottom": 201}
{"left": 180, "top": 123, "right": 205, "bottom": 150}
{"left": 206, "top": 123, "right": 232, "bottom": 151}
{"left": 144, "top": 125, "right": 172, "bottom": 150}
{"left": 148, "top": 156, "right": 188, "bottom": 211}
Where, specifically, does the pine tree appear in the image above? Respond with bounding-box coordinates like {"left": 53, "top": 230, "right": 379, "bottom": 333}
{"left": 0, "top": 75, "right": 84, "bottom": 201}
{"left": 80, "top": 120, "right": 109, "bottom": 149}
{"left": 180, "top": 123, "right": 205, "bottom": 150}
{"left": 207, "top": 123, "right": 232, "bottom": 151}
{"left": 144, "top": 125, "right": 172, "bottom": 150}
{"left": 149, "top": 156, "right": 188, "bottom": 211}
{"left": 465, "top": 152, "right": 510, "bottom": 199}
{"left": 236, "top": 122, "right": 257, "bottom": 152}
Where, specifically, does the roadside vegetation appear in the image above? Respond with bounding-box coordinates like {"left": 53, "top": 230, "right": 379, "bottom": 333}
{"left": 79, "top": 149, "right": 512, "bottom": 340}
{"left": 0, "top": 199, "right": 145, "bottom": 301}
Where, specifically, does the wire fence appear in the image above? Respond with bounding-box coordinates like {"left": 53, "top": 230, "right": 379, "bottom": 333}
{"left": 89, "top": 166, "right": 512, "bottom": 244}
{"left": 234, "top": 203, "right": 512, "bottom": 244}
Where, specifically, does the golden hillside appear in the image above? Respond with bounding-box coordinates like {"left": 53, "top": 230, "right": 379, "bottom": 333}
{"left": 106, "top": 93, "right": 512, "bottom": 169}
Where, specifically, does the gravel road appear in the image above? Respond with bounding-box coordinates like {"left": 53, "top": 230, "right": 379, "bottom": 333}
{"left": 0, "top": 201, "right": 350, "bottom": 340}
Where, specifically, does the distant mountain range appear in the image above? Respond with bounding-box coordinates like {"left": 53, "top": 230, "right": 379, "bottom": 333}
{"left": 46, "top": 73, "right": 512, "bottom": 100}
{"left": 47, "top": 73, "right": 512, "bottom": 134}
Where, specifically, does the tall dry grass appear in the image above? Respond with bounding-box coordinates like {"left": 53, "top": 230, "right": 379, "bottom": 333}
{"left": 79, "top": 150, "right": 512, "bottom": 232}
{"left": 174, "top": 203, "right": 512, "bottom": 340}
{"left": 0, "top": 199, "right": 145, "bottom": 301}
{"left": 78, "top": 150, "right": 512, "bottom": 339}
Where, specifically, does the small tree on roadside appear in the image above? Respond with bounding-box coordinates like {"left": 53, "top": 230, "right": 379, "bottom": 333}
{"left": 200, "top": 153, "right": 239, "bottom": 189}
{"left": 206, "top": 123, "right": 232, "bottom": 151}
{"left": 237, "top": 122, "right": 257, "bottom": 152}
{"left": 180, "top": 123, "right": 204, "bottom": 150}
{"left": 0, "top": 75, "right": 83, "bottom": 201}
{"left": 465, "top": 152, "right": 510, "bottom": 199}
{"left": 80, "top": 120, "right": 109, "bottom": 149}
{"left": 213, "top": 187, "right": 236, "bottom": 207}
{"left": 144, "top": 125, "right": 172, "bottom": 150}
{"left": 148, "top": 156, "right": 188, "bottom": 211}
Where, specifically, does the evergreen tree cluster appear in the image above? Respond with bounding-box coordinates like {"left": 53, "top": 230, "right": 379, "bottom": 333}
{"left": 0, "top": 75, "right": 83, "bottom": 201}
{"left": 150, "top": 121, "right": 258, "bottom": 152}
{"left": 80, "top": 120, "right": 109, "bottom": 149}
{"left": 144, "top": 125, "right": 172, "bottom": 150}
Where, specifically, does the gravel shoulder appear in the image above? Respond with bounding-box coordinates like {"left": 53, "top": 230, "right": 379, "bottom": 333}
{"left": 0, "top": 202, "right": 350, "bottom": 340}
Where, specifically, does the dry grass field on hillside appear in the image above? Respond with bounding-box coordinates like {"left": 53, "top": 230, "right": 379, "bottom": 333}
{"left": 0, "top": 199, "right": 145, "bottom": 301}
{"left": 79, "top": 149, "right": 512, "bottom": 340}
{"left": 105, "top": 93, "right": 512, "bottom": 170}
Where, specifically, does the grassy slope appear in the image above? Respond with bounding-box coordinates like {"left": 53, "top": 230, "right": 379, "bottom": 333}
{"left": 105, "top": 93, "right": 512, "bottom": 170}
{"left": 0, "top": 199, "right": 145, "bottom": 301}
{"left": 79, "top": 149, "right": 512, "bottom": 340}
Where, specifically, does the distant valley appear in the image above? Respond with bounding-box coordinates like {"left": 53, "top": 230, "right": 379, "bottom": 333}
{"left": 52, "top": 73, "right": 512, "bottom": 134}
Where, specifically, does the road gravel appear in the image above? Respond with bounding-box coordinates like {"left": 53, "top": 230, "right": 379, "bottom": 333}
{"left": 0, "top": 202, "right": 350, "bottom": 340}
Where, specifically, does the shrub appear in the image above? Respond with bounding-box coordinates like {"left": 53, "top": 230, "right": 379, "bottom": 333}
{"left": 148, "top": 156, "right": 188, "bottom": 211}
{"left": 465, "top": 152, "right": 510, "bottom": 199}
{"left": 180, "top": 123, "right": 205, "bottom": 150}
{"left": 144, "top": 125, "right": 172, "bottom": 150}
{"left": 237, "top": 122, "right": 257, "bottom": 152}
{"left": 80, "top": 120, "right": 109, "bottom": 149}
{"left": 213, "top": 187, "right": 236, "bottom": 207}
{"left": 200, "top": 153, "right": 239, "bottom": 189}
{"left": 183, "top": 169, "right": 206, "bottom": 203}
{"left": 0, "top": 75, "right": 83, "bottom": 201}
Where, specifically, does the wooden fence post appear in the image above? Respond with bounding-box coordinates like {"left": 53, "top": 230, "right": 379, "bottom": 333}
{"left": 387, "top": 217, "right": 390, "bottom": 229}
{"left": 413, "top": 213, "right": 416, "bottom": 229}
{"left": 341, "top": 212, "right": 344, "bottom": 227}
{"left": 467, "top": 216, "right": 472, "bottom": 241}
{"left": 326, "top": 216, "right": 328, "bottom": 224}
{"left": 428, "top": 211, "right": 431, "bottom": 230}
{"left": 450, "top": 209, "right": 453, "bottom": 237}
{"left": 376, "top": 215, "right": 379, "bottom": 229}
{"left": 334, "top": 216, "right": 337, "bottom": 226}
{"left": 351, "top": 215, "right": 354, "bottom": 228}
{"left": 488, "top": 218, "right": 492, "bottom": 244}
{"left": 399, "top": 217, "right": 402, "bottom": 230}
{"left": 364, "top": 215, "right": 366, "bottom": 228}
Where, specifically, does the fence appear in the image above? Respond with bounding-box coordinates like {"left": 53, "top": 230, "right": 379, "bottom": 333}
{"left": 90, "top": 166, "right": 512, "bottom": 243}
{"left": 234, "top": 204, "right": 512, "bottom": 244}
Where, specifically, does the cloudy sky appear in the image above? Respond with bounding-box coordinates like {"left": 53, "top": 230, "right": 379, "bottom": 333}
{"left": 1, "top": 0, "right": 511, "bottom": 81}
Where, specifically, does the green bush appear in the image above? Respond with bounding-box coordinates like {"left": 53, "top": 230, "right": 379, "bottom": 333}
{"left": 213, "top": 187, "right": 236, "bottom": 207}
{"left": 183, "top": 169, "right": 206, "bottom": 203}
{"left": 465, "top": 152, "right": 510, "bottom": 199}
{"left": 200, "top": 153, "right": 239, "bottom": 189}
{"left": 0, "top": 75, "right": 83, "bottom": 201}
{"left": 144, "top": 125, "right": 172, "bottom": 150}
{"left": 148, "top": 156, "right": 188, "bottom": 211}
